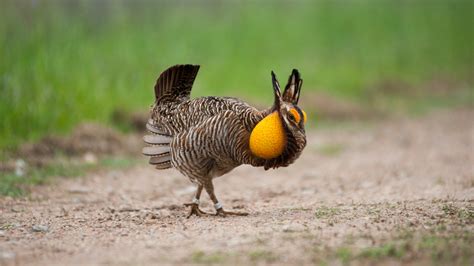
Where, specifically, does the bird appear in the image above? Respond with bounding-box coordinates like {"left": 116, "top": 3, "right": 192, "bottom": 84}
{"left": 143, "top": 64, "right": 307, "bottom": 217}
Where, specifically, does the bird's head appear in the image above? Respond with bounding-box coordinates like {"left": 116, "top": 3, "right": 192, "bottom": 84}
{"left": 249, "top": 69, "right": 307, "bottom": 169}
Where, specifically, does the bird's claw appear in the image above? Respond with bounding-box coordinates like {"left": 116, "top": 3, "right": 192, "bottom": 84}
{"left": 215, "top": 208, "right": 249, "bottom": 217}
{"left": 184, "top": 203, "right": 210, "bottom": 218}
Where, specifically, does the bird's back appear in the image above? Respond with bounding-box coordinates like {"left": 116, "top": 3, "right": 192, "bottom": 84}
{"left": 152, "top": 96, "right": 262, "bottom": 135}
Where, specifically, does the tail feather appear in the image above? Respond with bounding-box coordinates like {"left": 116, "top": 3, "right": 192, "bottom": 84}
{"left": 142, "top": 146, "right": 170, "bottom": 156}
{"left": 149, "top": 154, "right": 171, "bottom": 164}
{"left": 154, "top": 161, "right": 172, "bottom": 170}
{"left": 145, "top": 120, "right": 170, "bottom": 136}
{"left": 154, "top": 64, "right": 200, "bottom": 102}
{"left": 143, "top": 119, "right": 173, "bottom": 169}
{"left": 143, "top": 134, "right": 172, "bottom": 145}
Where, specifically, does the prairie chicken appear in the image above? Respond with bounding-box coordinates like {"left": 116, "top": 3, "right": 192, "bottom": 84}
{"left": 143, "top": 64, "right": 307, "bottom": 217}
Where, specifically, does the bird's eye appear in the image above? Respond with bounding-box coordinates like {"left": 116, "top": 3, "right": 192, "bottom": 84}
{"left": 288, "top": 113, "right": 295, "bottom": 121}
{"left": 288, "top": 108, "right": 301, "bottom": 123}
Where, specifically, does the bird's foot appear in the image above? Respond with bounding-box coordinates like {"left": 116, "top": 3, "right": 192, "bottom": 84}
{"left": 215, "top": 208, "right": 249, "bottom": 217}
{"left": 183, "top": 203, "right": 210, "bottom": 218}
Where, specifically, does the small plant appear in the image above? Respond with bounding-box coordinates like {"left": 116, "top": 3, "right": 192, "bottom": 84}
{"left": 359, "top": 243, "right": 405, "bottom": 259}
{"left": 457, "top": 207, "right": 474, "bottom": 223}
{"left": 190, "top": 251, "right": 226, "bottom": 264}
{"left": 335, "top": 247, "right": 352, "bottom": 264}
{"left": 441, "top": 203, "right": 458, "bottom": 216}
{"left": 248, "top": 250, "right": 278, "bottom": 262}
{"left": 315, "top": 206, "right": 341, "bottom": 219}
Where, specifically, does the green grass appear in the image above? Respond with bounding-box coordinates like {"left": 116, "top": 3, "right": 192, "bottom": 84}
{"left": 324, "top": 231, "right": 474, "bottom": 265}
{"left": 0, "top": 156, "right": 138, "bottom": 197}
{"left": 1, "top": 0, "right": 473, "bottom": 148}
{"left": 358, "top": 243, "right": 406, "bottom": 259}
{"left": 248, "top": 250, "right": 278, "bottom": 263}
{"left": 190, "top": 251, "right": 226, "bottom": 264}
{"left": 189, "top": 249, "right": 278, "bottom": 264}
{"left": 0, "top": 161, "right": 91, "bottom": 197}
{"left": 335, "top": 247, "right": 353, "bottom": 264}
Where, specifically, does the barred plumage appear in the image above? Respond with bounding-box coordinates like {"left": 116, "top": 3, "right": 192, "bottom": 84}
{"left": 143, "top": 64, "right": 307, "bottom": 217}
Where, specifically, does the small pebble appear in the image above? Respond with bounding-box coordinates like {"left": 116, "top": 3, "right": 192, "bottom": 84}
{"left": 67, "top": 186, "right": 91, "bottom": 194}
{"left": 32, "top": 225, "right": 49, "bottom": 232}
{"left": 0, "top": 251, "right": 16, "bottom": 260}
{"left": 15, "top": 159, "right": 26, "bottom": 176}
{"left": 83, "top": 152, "right": 98, "bottom": 164}
{"left": 282, "top": 223, "right": 306, "bottom": 232}
{"left": 145, "top": 240, "right": 154, "bottom": 248}
{"left": 159, "top": 209, "right": 171, "bottom": 217}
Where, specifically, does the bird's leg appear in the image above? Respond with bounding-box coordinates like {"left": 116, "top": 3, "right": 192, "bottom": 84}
{"left": 203, "top": 181, "right": 248, "bottom": 217}
{"left": 183, "top": 184, "right": 210, "bottom": 218}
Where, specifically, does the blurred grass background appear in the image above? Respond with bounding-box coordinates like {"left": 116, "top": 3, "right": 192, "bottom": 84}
{"left": 1, "top": 0, "right": 473, "bottom": 149}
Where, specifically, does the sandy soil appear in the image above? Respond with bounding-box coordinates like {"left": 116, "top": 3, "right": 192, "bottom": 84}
{"left": 1, "top": 109, "right": 473, "bottom": 265}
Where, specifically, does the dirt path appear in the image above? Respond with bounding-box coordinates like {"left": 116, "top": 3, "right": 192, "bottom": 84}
{"left": 1, "top": 109, "right": 473, "bottom": 265}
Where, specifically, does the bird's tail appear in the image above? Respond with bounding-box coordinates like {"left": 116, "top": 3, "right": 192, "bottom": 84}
{"left": 154, "top": 64, "right": 200, "bottom": 103}
{"left": 142, "top": 119, "right": 173, "bottom": 169}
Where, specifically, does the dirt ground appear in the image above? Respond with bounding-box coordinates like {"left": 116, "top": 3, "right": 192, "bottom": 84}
{"left": 1, "top": 108, "right": 473, "bottom": 265}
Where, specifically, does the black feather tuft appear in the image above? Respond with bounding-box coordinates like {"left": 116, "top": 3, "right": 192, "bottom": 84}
{"left": 271, "top": 71, "right": 282, "bottom": 109}
{"left": 282, "top": 69, "right": 303, "bottom": 105}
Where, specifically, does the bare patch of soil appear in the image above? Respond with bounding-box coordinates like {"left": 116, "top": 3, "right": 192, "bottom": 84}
{"left": 0, "top": 108, "right": 473, "bottom": 265}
